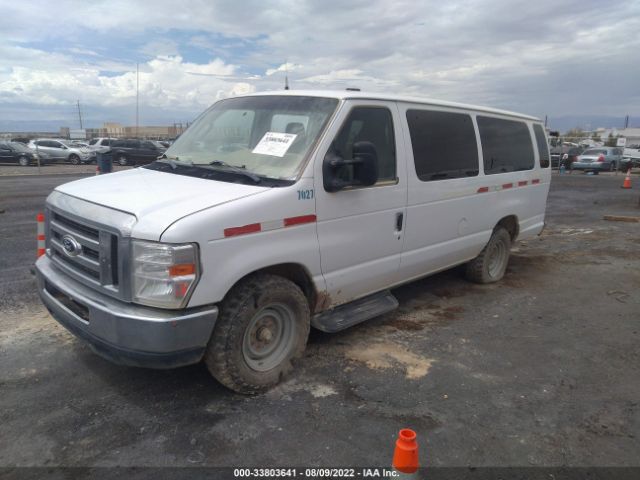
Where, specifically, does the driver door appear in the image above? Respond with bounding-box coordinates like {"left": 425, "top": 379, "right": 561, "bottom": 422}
{"left": 313, "top": 101, "right": 407, "bottom": 307}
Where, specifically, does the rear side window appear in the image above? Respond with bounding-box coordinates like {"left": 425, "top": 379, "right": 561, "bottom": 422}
{"left": 406, "top": 109, "right": 479, "bottom": 181}
{"left": 533, "top": 124, "right": 550, "bottom": 168}
{"left": 477, "top": 116, "right": 534, "bottom": 174}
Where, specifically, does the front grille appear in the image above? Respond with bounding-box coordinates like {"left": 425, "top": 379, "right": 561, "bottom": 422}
{"left": 48, "top": 210, "right": 120, "bottom": 292}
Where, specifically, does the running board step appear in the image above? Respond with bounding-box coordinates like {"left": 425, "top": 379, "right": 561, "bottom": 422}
{"left": 311, "top": 290, "right": 399, "bottom": 333}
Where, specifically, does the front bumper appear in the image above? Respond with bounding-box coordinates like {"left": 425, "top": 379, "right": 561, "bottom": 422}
{"left": 35, "top": 255, "right": 218, "bottom": 368}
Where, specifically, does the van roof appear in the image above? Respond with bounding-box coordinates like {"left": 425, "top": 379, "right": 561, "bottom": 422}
{"left": 240, "top": 90, "right": 540, "bottom": 122}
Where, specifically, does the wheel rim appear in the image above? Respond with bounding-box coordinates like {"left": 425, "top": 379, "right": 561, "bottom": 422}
{"left": 242, "top": 303, "right": 296, "bottom": 372}
{"left": 487, "top": 239, "right": 507, "bottom": 278}
{"left": 19, "top": 157, "right": 28, "bottom": 166}
{"left": 70, "top": 155, "right": 79, "bottom": 165}
{"left": 118, "top": 156, "right": 127, "bottom": 165}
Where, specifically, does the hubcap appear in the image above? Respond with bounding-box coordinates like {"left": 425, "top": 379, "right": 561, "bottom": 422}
{"left": 487, "top": 240, "right": 506, "bottom": 278}
{"left": 242, "top": 303, "right": 296, "bottom": 372}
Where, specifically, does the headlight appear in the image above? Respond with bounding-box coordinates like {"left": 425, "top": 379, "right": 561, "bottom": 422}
{"left": 131, "top": 240, "right": 199, "bottom": 309}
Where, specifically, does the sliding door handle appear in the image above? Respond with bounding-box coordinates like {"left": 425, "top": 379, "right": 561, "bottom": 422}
{"left": 395, "top": 212, "right": 404, "bottom": 232}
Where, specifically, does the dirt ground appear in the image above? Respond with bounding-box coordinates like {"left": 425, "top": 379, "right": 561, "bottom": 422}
{"left": 0, "top": 171, "right": 638, "bottom": 472}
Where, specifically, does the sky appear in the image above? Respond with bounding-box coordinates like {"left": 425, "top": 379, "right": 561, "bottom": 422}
{"left": 1, "top": 0, "right": 639, "bottom": 132}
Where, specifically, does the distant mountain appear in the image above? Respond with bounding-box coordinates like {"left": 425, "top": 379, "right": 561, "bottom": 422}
{"left": 1, "top": 114, "right": 638, "bottom": 135}
{"left": 545, "top": 116, "right": 639, "bottom": 134}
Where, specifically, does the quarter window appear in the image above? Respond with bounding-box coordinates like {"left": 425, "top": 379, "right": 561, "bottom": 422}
{"left": 477, "top": 116, "right": 534, "bottom": 174}
{"left": 406, "top": 109, "right": 479, "bottom": 181}
{"left": 331, "top": 107, "right": 396, "bottom": 182}
{"left": 533, "top": 124, "right": 550, "bottom": 168}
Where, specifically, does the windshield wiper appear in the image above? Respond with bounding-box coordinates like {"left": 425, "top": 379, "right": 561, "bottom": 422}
{"left": 206, "top": 160, "right": 261, "bottom": 183}
{"left": 157, "top": 154, "right": 192, "bottom": 170}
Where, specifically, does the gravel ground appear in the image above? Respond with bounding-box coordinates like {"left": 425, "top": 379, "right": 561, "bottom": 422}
{"left": 0, "top": 171, "right": 638, "bottom": 472}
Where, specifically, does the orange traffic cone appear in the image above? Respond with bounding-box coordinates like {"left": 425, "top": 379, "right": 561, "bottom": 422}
{"left": 622, "top": 169, "right": 632, "bottom": 189}
{"left": 392, "top": 429, "right": 419, "bottom": 476}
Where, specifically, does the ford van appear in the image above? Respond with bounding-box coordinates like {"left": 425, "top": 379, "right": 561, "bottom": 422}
{"left": 35, "top": 90, "right": 551, "bottom": 393}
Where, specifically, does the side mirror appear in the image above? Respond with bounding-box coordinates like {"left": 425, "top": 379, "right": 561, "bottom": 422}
{"left": 323, "top": 141, "right": 379, "bottom": 192}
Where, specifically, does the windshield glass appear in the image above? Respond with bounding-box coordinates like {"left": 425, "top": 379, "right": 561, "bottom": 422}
{"left": 165, "top": 95, "right": 339, "bottom": 179}
{"left": 9, "top": 142, "right": 32, "bottom": 152}
{"left": 583, "top": 149, "right": 606, "bottom": 155}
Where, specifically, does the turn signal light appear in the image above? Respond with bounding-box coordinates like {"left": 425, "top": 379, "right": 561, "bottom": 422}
{"left": 169, "top": 264, "right": 196, "bottom": 277}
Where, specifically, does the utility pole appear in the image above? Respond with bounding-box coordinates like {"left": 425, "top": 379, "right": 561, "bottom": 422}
{"left": 544, "top": 115, "right": 547, "bottom": 127}
{"left": 77, "top": 100, "right": 83, "bottom": 129}
{"left": 136, "top": 63, "right": 139, "bottom": 138}
{"left": 624, "top": 115, "right": 629, "bottom": 129}
{"left": 284, "top": 61, "right": 289, "bottom": 90}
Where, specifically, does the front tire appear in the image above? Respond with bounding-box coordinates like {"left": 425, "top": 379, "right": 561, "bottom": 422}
{"left": 68, "top": 154, "right": 80, "bottom": 165}
{"left": 18, "top": 156, "right": 29, "bottom": 167}
{"left": 466, "top": 227, "right": 511, "bottom": 284}
{"left": 204, "top": 274, "right": 310, "bottom": 394}
{"left": 116, "top": 154, "right": 128, "bottom": 166}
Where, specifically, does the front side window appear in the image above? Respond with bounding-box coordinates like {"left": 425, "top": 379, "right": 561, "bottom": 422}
{"left": 477, "top": 116, "right": 534, "bottom": 174}
{"left": 166, "top": 96, "right": 338, "bottom": 180}
{"left": 330, "top": 106, "right": 396, "bottom": 183}
{"left": 406, "top": 109, "right": 478, "bottom": 181}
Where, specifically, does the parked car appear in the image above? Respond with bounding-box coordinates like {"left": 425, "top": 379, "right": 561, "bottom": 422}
{"left": 88, "top": 138, "right": 118, "bottom": 150}
{"left": 622, "top": 144, "right": 640, "bottom": 168}
{"left": 35, "top": 90, "right": 551, "bottom": 393}
{"left": 0, "top": 141, "right": 49, "bottom": 166}
{"left": 550, "top": 145, "right": 583, "bottom": 168}
{"left": 572, "top": 147, "right": 624, "bottom": 173}
{"left": 28, "top": 138, "right": 94, "bottom": 164}
{"left": 110, "top": 139, "right": 166, "bottom": 165}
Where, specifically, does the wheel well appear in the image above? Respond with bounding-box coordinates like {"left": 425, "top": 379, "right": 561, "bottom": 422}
{"left": 235, "top": 263, "right": 317, "bottom": 313}
{"left": 495, "top": 215, "right": 519, "bottom": 241}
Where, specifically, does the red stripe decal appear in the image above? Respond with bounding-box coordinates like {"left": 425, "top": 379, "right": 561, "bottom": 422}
{"left": 477, "top": 187, "right": 489, "bottom": 193}
{"left": 502, "top": 183, "right": 513, "bottom": 189}
{"left": 284, "top": 214, "right": 317, "bottom": 227}
{"left": 37, "top": 234, "right": 45, "bottom": 241}
{"left": 532, "top": 179, "right": 540, "bottom": 184}
{"left": 518, "top": 181, "right": 528, "bottom": 187}
{"left": 224, "top": 223, "right": 261, "bottom": 237}
{"left": 36, "top": 213, "right": 45, "bottom": 222}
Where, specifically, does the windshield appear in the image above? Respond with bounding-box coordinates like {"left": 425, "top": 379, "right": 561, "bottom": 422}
{"left": 9, "top": 142, "right": 32, "bottom": 152}
{"left": 583, "top": 149, "right": 606, "bottom": 155}
{"left": 165, "top": 95, "right": 339, "bottom": 179}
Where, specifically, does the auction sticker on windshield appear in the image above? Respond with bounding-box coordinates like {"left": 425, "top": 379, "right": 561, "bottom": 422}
{"left": 252, "top": 132, "right": 297, "bottom": 157}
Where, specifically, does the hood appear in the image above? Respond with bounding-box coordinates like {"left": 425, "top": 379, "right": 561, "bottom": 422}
{"left": 55, "top": 167, "right": 269, "bottom": 239}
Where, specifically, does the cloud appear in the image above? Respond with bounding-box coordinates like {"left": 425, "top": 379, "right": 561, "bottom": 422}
{"left": 0, "top": 0, "right": 639, "bottom": 129}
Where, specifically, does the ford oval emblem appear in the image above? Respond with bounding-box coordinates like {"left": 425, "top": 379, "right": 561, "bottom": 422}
{"left": 61, "top": 234, "right": 82, "bottom": 257}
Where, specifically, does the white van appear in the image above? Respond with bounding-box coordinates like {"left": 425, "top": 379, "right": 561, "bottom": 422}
{"left": 36, "top": 90, "right": 551, "bottom": 393}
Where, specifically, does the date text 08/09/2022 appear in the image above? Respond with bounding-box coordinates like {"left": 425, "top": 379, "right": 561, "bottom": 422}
{"left": 233, "top": 468, "right": 402, "bottom": 478}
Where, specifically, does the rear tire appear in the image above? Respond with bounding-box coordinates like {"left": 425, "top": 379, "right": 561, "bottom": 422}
{"left": 68, "top": 154, "right": 80, "bottom": 165}
{"left": 18, "top": 156, "right": 29, "bottom": 167}
{"left": 466, "top": 227, "right": 511, "bottom": 284}
{"left": 116, "top": 154, "right": 128, "bottom": 166}
{"left": 204, "top": 274, "right": 310, "bottom": 394}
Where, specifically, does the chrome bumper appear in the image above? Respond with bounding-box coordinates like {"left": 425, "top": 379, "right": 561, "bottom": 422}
{"left": 35, "top": 255, "right": 218, "bottom": 368}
